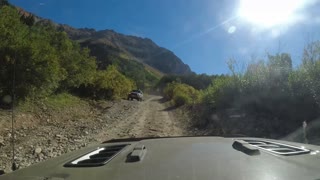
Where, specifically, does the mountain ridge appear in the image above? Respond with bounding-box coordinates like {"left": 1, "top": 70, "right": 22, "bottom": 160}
{"left": 16, "top": 6, "right": 192, "bottom": 75}
{"left": 56, "top": 24, "right": 192, "bottom": 75}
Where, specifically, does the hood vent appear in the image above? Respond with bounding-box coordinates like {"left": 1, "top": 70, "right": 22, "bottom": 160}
{"left": 64, "top": 144, "right": 128, "bottom": 167}
{"left": 241, "top": 139, "right": 310, "bottom": 156}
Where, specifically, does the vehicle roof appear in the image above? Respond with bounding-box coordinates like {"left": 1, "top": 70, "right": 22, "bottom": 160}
{"left": 1, "top": 137, "right": 320, "bottom": 180}
{"left": 131, "top": 90, "right": 142, "bottom": 92}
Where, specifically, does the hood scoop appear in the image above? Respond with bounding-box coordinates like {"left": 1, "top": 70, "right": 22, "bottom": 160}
{"left": 126, "top": 145, "right": 147, "bottom": 162}
{"left": 240, "top": 139, "right": 310, "bottom": 156}
{"left": 64, "top": 144, "right": 128, "bottom": 167}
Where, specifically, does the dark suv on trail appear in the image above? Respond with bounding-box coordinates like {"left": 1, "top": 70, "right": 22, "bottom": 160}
{"left": 127, "top": 90, "right": 143, "bottom": 101}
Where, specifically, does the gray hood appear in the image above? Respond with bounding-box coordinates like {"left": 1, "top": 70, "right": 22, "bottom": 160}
{"left": 1, "top": 137, "right": 320, "bottom": 180}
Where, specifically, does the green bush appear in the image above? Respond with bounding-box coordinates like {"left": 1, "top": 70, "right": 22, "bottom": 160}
{"left": 0, "top": 6, "right": 97, "bottom": 103}
{"left": 163, "top": 82, "right": 175, "bottom": 100}
{"left": 198, "top": 49, "right": 320, "bottom": 137}
{"left": 202, "top": 75, "right": 240, "bottom": 110}
{"left": 90, "top": 65, "right": 136, "bottom": 100}
{"left": 157, "top": 74, "right": 221, "bottom": 91}
{"left": 164, "top": 82, "right": 200, "bottom": 106}
{"left": 173, "top": 93, "right": 192, "bottom": 106}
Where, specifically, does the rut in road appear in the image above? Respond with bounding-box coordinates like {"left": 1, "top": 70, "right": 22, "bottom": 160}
{"left": 95, "top": 95, "right": 185, "bottom": 142}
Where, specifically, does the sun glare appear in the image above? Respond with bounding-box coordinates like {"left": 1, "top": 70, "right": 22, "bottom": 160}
{"left": 238, "top": 0, "right": 305, "bottom": 28}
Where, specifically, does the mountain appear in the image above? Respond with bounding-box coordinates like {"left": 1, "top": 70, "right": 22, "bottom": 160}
{"left": 56, "top": 25, "right": 192, "bottom": 75}
{"left": 16, "top": 6, "right": 192, "bottom": 76}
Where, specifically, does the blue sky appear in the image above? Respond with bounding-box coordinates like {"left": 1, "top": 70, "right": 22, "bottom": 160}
{"left": 10, "top": 0, "right": 320, "bottom": 74}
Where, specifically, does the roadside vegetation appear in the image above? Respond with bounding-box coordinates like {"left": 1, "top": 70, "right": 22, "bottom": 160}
{"left": 0, "top": 5, "right": 138, "bottom": 109}
{"left": 160, "top": 42, "right": 320, "bottom": 140}
{"left": 157, "top": 73, "right": 222, "bottom": 91}
{"left": 163, "top": 82, "right": 201, "bottom": 106}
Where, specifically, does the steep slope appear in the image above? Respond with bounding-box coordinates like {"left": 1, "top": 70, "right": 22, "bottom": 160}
{"left": 57, "top": 25, "right": 192, "bottom": 75}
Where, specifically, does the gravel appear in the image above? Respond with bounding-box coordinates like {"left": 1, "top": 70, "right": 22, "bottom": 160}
{"left": 0, "top": 99, "right": 140, "bottom": 173}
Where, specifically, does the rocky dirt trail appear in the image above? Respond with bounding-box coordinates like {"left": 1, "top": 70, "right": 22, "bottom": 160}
{"left": 0, "top": 95, "right": 186, "bottom": 173}
{"left": 94, "top": 95, "right": 185, "bottom": 142}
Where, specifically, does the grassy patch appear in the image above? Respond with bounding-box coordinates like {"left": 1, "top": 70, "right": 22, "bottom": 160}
{"left": 17, "top": 97, "right": 39, "bottom": 112}
{"left": 16, "top": 93, "right": 84, "bottom": 112}
{"left": 18, "top": 93, "right": 83, "bottom": 112}
{"left": 44, "top": 93, "right": 82, "bottom": 109}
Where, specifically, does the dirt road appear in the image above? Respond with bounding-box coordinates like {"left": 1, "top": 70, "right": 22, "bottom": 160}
{"left": 0, "top": 95, "right": 186, "bottom": 172}
{"left": 94, "top": 95, "right": 185, "bottom": 142}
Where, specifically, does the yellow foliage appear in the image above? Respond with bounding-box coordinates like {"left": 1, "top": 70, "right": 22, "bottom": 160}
{"left": 94, "top": 65, "right": 136, "bottom": 99}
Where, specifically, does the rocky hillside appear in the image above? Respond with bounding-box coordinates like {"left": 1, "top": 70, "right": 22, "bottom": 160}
{"left": 57, "top": 25, "right": 192, "bottom": 75}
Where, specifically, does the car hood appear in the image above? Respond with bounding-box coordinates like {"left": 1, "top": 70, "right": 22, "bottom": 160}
{"left": 1, "top": 137, "right": 320, "bottom": 180}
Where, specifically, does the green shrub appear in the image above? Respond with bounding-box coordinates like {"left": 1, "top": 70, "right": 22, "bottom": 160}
{"left": 90, "top": 65, "right": 136, "bottom": 100}
{"left": 202, "top": 76, "right": 238, "bottom": 109}
{"left": 163, "top": 82, "right": 175, "bottom": 100}
{"left": 157, "top": 74, "right": 221, "bottom": 91}
{"left": 164, "top": 82, "right": 201, "bottom": 106}
{"left": 173, "top": 93, "right": 192, "bottom": 106}
{"left": 0, "top": 6, "right": 97, "bottom": 102}
{"left": 198, "top": 50, "right": 320, "bottom": 137}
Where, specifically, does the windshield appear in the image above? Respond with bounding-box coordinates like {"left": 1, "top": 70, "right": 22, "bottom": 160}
{"left": 1, "top": 0, "right": 320, "bottom": 174}
{"left": 132, "top": 90, "right": 142, "bottom": 93}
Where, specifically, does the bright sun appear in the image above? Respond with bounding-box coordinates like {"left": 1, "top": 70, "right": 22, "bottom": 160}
{"left": 238, "top": 0, "right": 305, "bottom": 28}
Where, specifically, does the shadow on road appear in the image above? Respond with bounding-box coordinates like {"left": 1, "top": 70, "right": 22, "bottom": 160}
{"left": 161, "top": 106, "right": 178, "bottom": 111}
{"left": 89, "top": 101, "right": 113, "bottom": 111}
{"left": 152, "top": 97, "right": 168, "bottom": 104}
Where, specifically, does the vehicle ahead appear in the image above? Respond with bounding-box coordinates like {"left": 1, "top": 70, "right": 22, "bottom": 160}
{"left": 1, "top": 136, "right": 320, "bottom": 180}
{"left": 127, "top": 90, "right": 143, "bottom": 101}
